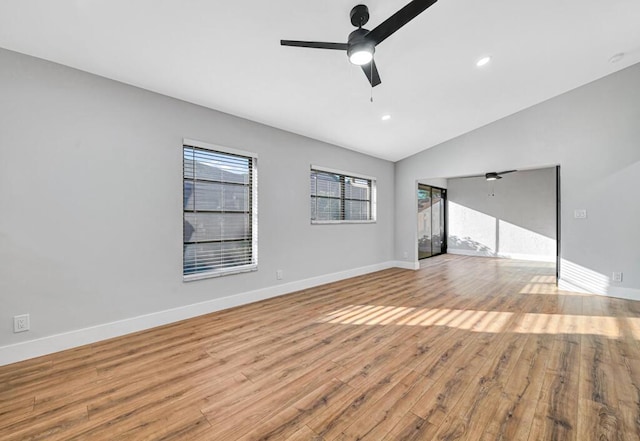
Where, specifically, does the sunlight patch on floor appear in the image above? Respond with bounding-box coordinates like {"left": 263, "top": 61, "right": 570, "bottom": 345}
{"left": 318, "top": 304, "right": 628, "bottom": 338}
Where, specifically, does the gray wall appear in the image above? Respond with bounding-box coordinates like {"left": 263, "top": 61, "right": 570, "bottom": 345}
{"left": 0, "top": 48, "right": 394, "bottom": 347}
{"left": 447, "top": 167, "right": 557, "bottom": 261}
{"left": 395, "top": 62, "right": 640, "bottom": 299}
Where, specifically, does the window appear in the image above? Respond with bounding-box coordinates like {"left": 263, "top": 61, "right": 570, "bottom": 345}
{"left": 183, "top": 139, "right": 257, "bottom": 280}
{"left": 310, "top": 166, "right": 376, "bottom": 223}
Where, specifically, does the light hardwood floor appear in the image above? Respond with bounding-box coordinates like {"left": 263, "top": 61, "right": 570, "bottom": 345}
{"left": 2, "top": 255, "right": 640, "bottom": 440}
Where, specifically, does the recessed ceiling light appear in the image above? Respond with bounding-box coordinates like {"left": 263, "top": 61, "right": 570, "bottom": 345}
{"left": 381, "top": 114, "right": 391, "bottom": 121}
{"left": 476, "top": 56, "right": 491, "bottom": 67}
{"left": 609, "top": 52, "right": 625, "bottom": 64}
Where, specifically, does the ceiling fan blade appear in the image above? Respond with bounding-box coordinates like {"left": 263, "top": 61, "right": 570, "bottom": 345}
{"left": 280, "top": 40, "right": 348, "bottom": 50}
{"left": 497, "top": 170, "right": 517, "bottom": 175}
{"left": 366, "top": 0, "right": 438, "bottom": 46}
{"left": 361, "top": 60, "right": 382, "bottom": 87}
{"left": 457, "top": 174, "right": 485, "bottom": 179}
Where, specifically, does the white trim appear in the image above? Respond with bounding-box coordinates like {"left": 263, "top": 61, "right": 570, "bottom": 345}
{"left": 599, "top": 286, "right": 640, "bottom": 302}
{"left": 498, "top": 252, "right": 555, "bottom": 263}
{"left": 311, "top": 220, "right": 376, "bottom": 225}
{"left": 392, "top": 260, "right": 420, "bottom": 270}
{"left": 558, "top": 279, "right": 640, "bottom": 302}
{"left": 558, "top": 278, "right": 593, "bottom": 295}
{"left": 183, "top": 138, "right": 258, "bottom": 159}
{"left": 183, "top": 265, "right": 258, "bottom": 282}
{"left": 310, "top": 164, "right": 376, "bottom": 182}
{"left": 447, "top": 248, "right": 555, "bottom": 263}
{"left": 1, "top": 260, "right": 413, "bottom": 366}
{"left": 447, "top": 248, "right": 494, "bottom": 257}
{"left": 371, "top": 179, "right": 377, "bottom": 221}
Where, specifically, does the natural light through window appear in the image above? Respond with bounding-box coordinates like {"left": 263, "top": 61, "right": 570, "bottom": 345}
{"left": 318, "top": 303, "right": 634, "bottom": 339}
{"left": 560, "top": 258, "right": 610, "bottom": 295}
{"left": 448, "top": 202, "right": 555, "bottom": 262}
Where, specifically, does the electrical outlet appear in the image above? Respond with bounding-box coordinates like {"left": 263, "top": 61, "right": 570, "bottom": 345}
{"left": 276, "top": 269, "right": 283, "bottom": 280}
{"left": 612, "top": 272, "right": 623, "bottom": 282}
{"left": 13, "top": 314, "right": 30, "bottom": 333}
{"left": 574, "top": 209, "right": 587, "bottom": 219}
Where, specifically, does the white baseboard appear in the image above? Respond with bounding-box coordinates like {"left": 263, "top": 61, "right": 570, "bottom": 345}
{"left": 1, "top": 261, "right": 400, "bottom": 366}
{"left": 558, "top": 278, "right": 599, "bottom": 295}
{"left": 448, "top": 248, "right": 486, "bottom": 257}
{"left": 558, "top": 278, "right": 640, "bottom": 302}
{"left": 606, "top": 286, "right": 640, "bottom": 302}
{"left": 448, "top": 248, "right": 555, "bottom": 263}
{"left": 499, "top": 252, "right": 555, "bottom": 263}
{"left": 392, "top": 260, "right": 420, "bottom": 270}
{"left": 8, "top": 260, "right": 635, "bottom": 367}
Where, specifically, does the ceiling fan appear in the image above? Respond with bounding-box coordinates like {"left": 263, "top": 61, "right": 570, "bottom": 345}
{"left": 280, "top": 0, "right": 438, "bottom": 87}
{"left": 462, "top": 170, "right": 518, "bottom": 181}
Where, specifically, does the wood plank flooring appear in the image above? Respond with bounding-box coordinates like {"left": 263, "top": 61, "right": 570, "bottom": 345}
{"left": 2, "top": 255, "right": 640, "bottom": 440}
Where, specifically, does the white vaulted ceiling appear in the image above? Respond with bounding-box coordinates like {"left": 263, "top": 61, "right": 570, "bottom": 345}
{"left": 1, "top": 0, "right": 639, "bottom": 161}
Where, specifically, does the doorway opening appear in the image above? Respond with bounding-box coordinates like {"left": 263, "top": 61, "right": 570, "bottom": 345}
{"left": 418, "top": 184, "right": 447, "bottom": 259}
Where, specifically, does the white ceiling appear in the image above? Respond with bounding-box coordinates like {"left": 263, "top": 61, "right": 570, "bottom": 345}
{"left": 1, "top": 1, "right": 639, "bottom": 162}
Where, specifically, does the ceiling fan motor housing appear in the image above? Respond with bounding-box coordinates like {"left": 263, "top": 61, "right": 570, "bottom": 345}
{"left": 347, "top": 28, "right": 375, "bottom": 63}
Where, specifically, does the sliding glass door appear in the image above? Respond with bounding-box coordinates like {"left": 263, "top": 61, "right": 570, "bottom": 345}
{"left": 418, "top": 184, "right": 446, "bottom": 259}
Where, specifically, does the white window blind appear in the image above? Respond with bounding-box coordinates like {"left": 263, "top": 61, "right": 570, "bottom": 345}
{"left": 183, "top": 141, "right": 257, "bottom": 280}
{"left": 310, "top": 167, "right": 376, "bottom": 223}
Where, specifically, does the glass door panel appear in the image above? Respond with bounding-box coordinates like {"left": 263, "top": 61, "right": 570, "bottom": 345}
{"left": 418, "top": 187, "right": 432, "bottom": 259}
{"left": 418, "top": 184, "right": 447, "bottom": 259}
{"left": 432, "top": 188, "right": 442, "bottom": 255}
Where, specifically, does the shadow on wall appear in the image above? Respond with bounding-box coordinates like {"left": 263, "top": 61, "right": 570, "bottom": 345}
{"left": 448, "top": 235, "right": 494, "bottom": 256}
{"left": 447, "top": 168, "right": 557, "bottom": 240}
{"left": 447, "top": 202, "right": 556, "bottom": 262}
{"left": 445, "top": 168, "right": 557, "bottom": 263}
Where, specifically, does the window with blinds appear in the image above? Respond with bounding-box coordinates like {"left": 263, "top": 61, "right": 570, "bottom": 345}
{"left": 183, "top": 140, "right": 257, "bottom": 280}
{"left": 310, "top": 167, "right": 376, "bottom": 223}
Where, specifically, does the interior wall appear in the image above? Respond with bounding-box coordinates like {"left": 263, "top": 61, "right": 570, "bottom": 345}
{"left": 418, "top": 178, "right": 448, "bottom": 189}
{"left": 0, "top": 48, "right": 395, "bottom": 352}
{"left": 395, "top": 62, "right": 640, "bottom": 300}
{"left": 447, "top": 167, "right": 557, "bottom": 262}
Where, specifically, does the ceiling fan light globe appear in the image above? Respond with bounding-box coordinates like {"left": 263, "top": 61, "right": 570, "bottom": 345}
{"left": 349, "top": 50, "right": 373, "bottom": 65}
{"left": 347, "top": 38, "right": 375, "bottom": 65}
{"left": 486, "top": 176, "right": 498, "bottom": 181}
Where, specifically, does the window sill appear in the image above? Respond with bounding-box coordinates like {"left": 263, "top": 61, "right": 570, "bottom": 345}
{"left": 311, "top": 220, "right": 377, "bottom": 225}
{"left": 183, "top": 264, "right": 257, "bottom": 282}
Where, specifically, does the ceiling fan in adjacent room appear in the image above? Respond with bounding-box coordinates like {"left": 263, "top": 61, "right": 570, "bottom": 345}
{"left": 280, "top": 0, "right": 438, "bottom": 87}
{"left": 461, "top": 170, "right": 518, "bottom": 181}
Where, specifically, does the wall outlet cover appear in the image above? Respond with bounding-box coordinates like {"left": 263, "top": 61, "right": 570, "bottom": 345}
{"left": 574, "top": 209, "right": 587, "bottom": 219}
{"left": 13, "top": 314, "right": 30, "bottom": 333}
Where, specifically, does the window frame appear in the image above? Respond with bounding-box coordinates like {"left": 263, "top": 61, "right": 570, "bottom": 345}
{"left": 182, "top": 138, "right": 258, "bottom": 281}
{"left": 310, "top": 165, "right": 377, "bottom": 224}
